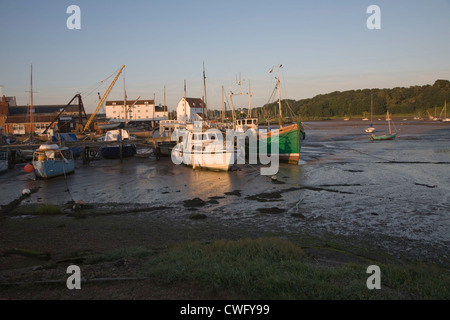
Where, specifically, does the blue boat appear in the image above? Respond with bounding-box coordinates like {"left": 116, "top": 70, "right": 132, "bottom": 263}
{"left": 51, "top": 133, "right": 82, "bottom": 158}
{"left": 0, "top": 150, "right": 8, "bottom": 173}
{"left": 97, "top": 129, "right": 137, "bottom": 159}
{"left": 32, "top": 144, "right": 75, "bottom": 179}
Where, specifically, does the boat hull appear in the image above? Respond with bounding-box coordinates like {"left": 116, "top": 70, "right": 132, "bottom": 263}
{"left": 33, "top": 159, "right": 75, "bottom": 179}
{"left": 250, "top": 122, "right": 304, "bottom": 164}
{"left": 172, "top": 146, "right": 236, "bottom": 171}
{"left": 370, "top": 133, "right": 397, "bottom": 141}
{"left": 99, "top": 144, "right": 137, "bottom": 159}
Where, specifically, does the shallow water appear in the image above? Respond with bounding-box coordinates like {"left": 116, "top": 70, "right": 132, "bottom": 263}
{"left": 1, "top": 119, "right": 449, "bottom": 263}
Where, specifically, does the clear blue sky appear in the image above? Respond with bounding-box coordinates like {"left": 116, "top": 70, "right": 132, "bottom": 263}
{"left": 1, "top": 0, "right": 450, "bottom": 113}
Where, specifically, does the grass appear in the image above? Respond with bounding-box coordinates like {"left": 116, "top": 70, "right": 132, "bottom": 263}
{"left": 141, "top": 237, "right": 450, "bottom": 300}
{"left": 10, "top": 204, "right": 63, "bottom": 215}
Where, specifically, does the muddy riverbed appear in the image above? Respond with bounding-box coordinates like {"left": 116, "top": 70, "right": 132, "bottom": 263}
{"left": 0, "top": 118, "right": 449, "bottom": 298}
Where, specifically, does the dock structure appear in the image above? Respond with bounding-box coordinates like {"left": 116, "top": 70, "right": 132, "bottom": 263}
{"left": 0, "top": 136, "right": 173, "bottom": 165}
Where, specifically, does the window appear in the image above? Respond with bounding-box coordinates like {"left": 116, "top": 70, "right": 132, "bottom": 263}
{"left": 13, "top": 124, "right": 25, "bottom": 135}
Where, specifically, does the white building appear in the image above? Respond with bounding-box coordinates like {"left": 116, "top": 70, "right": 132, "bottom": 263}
{"left": 176, "top": 97, "right": 207, "bottom": 123}
{"left": 105, "top": 99, "right": 168, "bottom": 123}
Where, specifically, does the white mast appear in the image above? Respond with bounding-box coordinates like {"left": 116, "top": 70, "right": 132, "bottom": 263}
{"left": 164, "top": 85, "right": 166, "bottom": 120}
{"left": 221, "top": 85, "right": 224, "bottom": 122}
{"left": 184, "top": 80, "right": 187, "bottom": 125}
{"left": 248, "top": 80, "right": 252, "bottom": 118}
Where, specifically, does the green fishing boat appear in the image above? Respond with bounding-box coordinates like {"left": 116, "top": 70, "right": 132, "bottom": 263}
{"left": 252, "top": 65, "right": 305, "bottom": 164}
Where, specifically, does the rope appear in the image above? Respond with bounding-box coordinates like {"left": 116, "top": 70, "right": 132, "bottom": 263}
{"left": 60, "top": 152, "right": 75, "bottom": 203}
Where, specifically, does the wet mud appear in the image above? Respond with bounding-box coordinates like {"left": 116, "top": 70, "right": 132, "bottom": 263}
{"left": 1, "top": 119, "right": 449, "bottom": 267}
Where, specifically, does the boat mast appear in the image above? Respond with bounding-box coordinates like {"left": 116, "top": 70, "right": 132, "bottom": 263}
{"left": 221, "top": 85, "right": 224, "bottom": 123}
{"left": 370, "top": 93, "right": 373, "bottom": 127}
{"left": 248, "top": 80, "right": 252, "bottom": 118}
{"left": 164, "top": 85, "right": 167, "bottom": 120}
{"left": 229, "top": 92, "right": 236, "bottom": 131}
{"left": 29, "top": 64, "right": 33, "bottom": 140}
{"left": 184, "top": 80, "right": 187, "bottom": 125}
{"left": 277, "top": 65, "right": 283, "bottom": 128}
{"left": 123, "top": 75, "right": 128, "bottom": 126}
{"left": 387, "top": 111, "right": 392, "bottom": 134}
{"left": 203, "top": 61, "right": 207, "bottom": 120}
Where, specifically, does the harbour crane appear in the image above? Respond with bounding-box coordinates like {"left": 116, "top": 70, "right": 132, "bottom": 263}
{"left": 83, "top": 65, "right": 125, "bottom": 132}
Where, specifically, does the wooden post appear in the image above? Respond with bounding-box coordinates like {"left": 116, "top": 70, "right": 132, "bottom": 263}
{"left": 119, "top": 130, "right": 123, "bottom": 163}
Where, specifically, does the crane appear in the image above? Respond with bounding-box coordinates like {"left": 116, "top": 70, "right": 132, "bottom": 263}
{"left": 83, "top": 65, "right": 125, "bottom": 132}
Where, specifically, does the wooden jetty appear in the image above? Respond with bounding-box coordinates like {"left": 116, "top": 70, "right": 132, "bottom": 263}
{"left": 0, "top": 136, "right": 173, "bottom": 166}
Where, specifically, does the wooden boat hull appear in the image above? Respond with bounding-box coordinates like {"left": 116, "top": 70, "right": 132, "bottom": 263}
{"left": 251, "top": 122, "right": 305, "bottom": 164}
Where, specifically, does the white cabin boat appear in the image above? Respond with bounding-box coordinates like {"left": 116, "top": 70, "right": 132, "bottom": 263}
{"left": 171, "top": 124, "right": 237, "bottom": 171}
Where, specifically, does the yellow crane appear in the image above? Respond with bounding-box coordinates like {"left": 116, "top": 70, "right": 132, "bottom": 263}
{"left": 83, "top": 65, "right": 125, "bottom": 132}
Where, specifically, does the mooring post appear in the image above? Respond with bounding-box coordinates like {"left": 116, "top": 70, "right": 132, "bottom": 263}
{"left": 82, "top": 146, "right": 90, "bottom": 164}
{"left": 119, "top": 130, "right": 123, "bottom": 163}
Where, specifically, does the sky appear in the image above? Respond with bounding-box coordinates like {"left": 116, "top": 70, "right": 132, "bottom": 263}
{"left": 1, "top": 0, "right": 450, "bottom": 114}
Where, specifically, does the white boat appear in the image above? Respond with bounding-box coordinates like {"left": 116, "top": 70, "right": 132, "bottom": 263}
{"left": 32, "top": 144, "right": 75, "bottom": 179}
{"left": 235, "top": 117, "right": 259, "bottom": 132}
{"left": 440, "top": 100, "right": 450, "bottom": 123}
{"left": 171, "top": 123, "right": 237, "bottom": 171}
{"left": 97, "top": 129, "right": 137, "bottom": 159}
{"left": 97, "top": 120, "right": 121, "bottom": 130}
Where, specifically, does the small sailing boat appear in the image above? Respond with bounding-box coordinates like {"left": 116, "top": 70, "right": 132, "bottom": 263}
{"left": 441, "top": 100, "right": 450, "bottom": 123}
{"left": 365, "top": 94, "right": 376, "bottom": 133}
{"left": 370, "top": 111, "right": 397, "bottom": 141}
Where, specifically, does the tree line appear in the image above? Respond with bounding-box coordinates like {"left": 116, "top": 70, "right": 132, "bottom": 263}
{"left": 256, "top": 79, "right": 450, "bottom": 121}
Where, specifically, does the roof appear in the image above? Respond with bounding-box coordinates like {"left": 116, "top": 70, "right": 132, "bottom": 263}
{"left": 8, "top": 105, "right": 80, "bottom": 115}
{"left": 106, "top": 100, "right": 154, "bottom": 106}
{"left": 155, "top": 105, "right": 168, "bottom": 112}
{"left": 182, "top": 98, "right": 205, "bottom": 109}
{"left": 6, "top": 115, "right": 56, "bottom": 123}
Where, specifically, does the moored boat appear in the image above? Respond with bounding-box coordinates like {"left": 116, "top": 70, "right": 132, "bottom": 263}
{"left": 32, "top": 144, "right": 75, "bottom": 179}
{"left": 252, "top": 65, "right": 305, "bottom": 164}
{"left": 97, "top": 129, "right": 137, "bottom": 159}
{"left": 251, "top": 121, "right": 304, "bottom": 164}
{"left": 171, "top": 123, "right": 237, "bottom": 171}
{"left": 369, "top": 111, "right": 397, "bottom": 141}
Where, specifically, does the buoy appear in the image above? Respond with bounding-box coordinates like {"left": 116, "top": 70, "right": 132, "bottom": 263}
{"left": 24, "top": 164, "right": 34, "bottom": 173}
